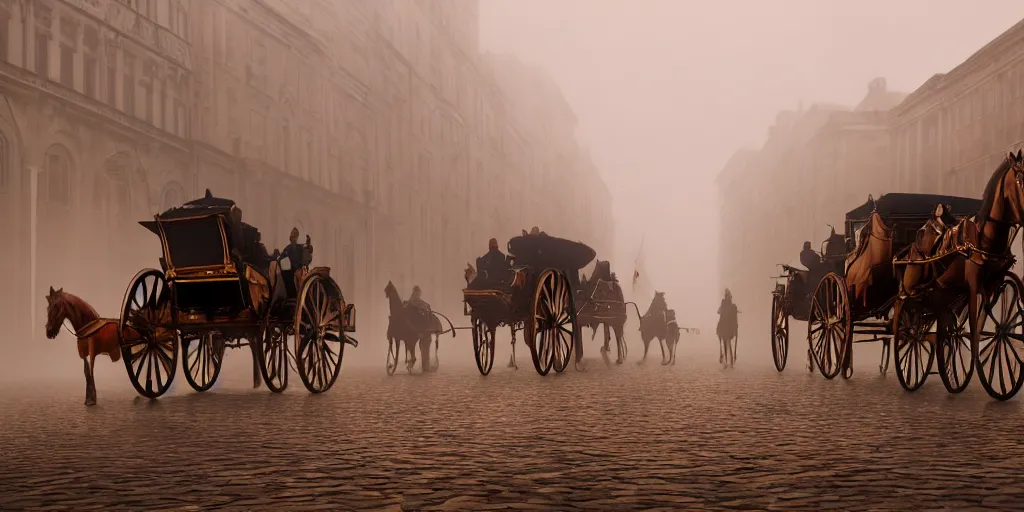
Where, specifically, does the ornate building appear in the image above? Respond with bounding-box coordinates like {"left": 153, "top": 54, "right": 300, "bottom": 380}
{"left": 891, "top": 19, "right": 1024, "bottom": 197}
{"left": 0, "top": 0, "right": 192, "bottom": 342}
{"left": 1, "top": 0, "right": 612, "bottom": 348}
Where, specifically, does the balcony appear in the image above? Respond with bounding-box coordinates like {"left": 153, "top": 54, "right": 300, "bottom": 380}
{"left": 65, "top": 0, "right": 192, "bottom": 71}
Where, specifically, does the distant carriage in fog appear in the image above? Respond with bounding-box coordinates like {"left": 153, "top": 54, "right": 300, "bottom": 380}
{"left": 463, "top": 233, "right": 594, "bottom": 376}
{"left": 116, "top": 190, "right": 357, "bottom": 398}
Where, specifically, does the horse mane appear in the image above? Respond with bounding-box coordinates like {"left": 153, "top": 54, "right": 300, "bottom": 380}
{"left": 61, "top": 291, "right": 99, "bottom": 318}
{"left": 978, "top": 154, "right": 1015, "bottom": 220}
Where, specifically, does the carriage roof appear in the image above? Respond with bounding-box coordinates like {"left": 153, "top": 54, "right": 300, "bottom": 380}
{"left": 508, "top": 234, "right": 597, "bottom": 271}
{"left": 138, "top": 190, "right": 246, "bottom": 275}
{"left": 845, "top": 193, "right": 983, "bottom": 222}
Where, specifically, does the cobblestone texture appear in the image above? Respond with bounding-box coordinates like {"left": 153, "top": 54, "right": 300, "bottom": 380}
{"left": 1, "top": 339, "right": 1024, "bottom": 511}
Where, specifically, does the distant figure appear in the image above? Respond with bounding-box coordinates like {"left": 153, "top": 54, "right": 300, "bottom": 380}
{"left": 800, "top": 241, "right": 821, "bottom": 272}
{"left": 530, "top": 226, "right": 541, "bottom": 235}
{"left": 717, "top": 289, "right": 739, "bottom": 368}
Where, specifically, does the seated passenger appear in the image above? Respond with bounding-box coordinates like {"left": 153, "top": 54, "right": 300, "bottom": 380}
{"left": 476, "top": 238, "right": 512, "bottom": 284}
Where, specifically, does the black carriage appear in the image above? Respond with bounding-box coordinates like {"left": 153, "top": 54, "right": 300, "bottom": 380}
{"left": 463, "top": 234, "right": 595, "bottom": 376}
{"left": 117, "top": 190, "right": 357, "bottom": 398}
{"left": 771, "top": 193, "right": 983, "bottom": 385}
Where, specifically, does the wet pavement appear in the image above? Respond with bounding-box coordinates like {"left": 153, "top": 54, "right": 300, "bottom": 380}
{"left": 2, "top": 337, "right": 1024, "bottom": 511}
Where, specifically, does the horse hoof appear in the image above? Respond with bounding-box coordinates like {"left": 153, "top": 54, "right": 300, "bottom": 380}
{"left": 84, "top": 400, "right": 96, "bottom": 406}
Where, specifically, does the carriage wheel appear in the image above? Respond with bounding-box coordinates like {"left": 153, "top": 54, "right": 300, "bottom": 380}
{"left": 472, "top": 319, "right": 496, "bottom": 375}
{"left": 119, "top": 269, "right": 178, "bottom": 399}
{"left": 182, "top": 332, "right": 225, "bottom": 392}
{"left": 528, "top": 269, "right": 576, "bottom": 376}
{"left": 257, "top": 324, "right": 288, "bottom": 392}
{"left": 893, "top": 302, "right": 935, "bottom": 392}
{"left": 936, "top": 301, "right": 974, "bottom": 394}
{"left": 295, "top": 275, "right": 345, "bottom": 393}
{"left": 975, "top": 273, "right": 1024, "bottom": 401}
{"left": 386, "top": 338, "right": 400, "bottom": 376}
{"left": 806, "top": 272, "right": 850, "bottom": 380}
{"left": 472, "top": 318, "right": 496, "bottom": 375}
{"left": 771, "top": 294, "right": 789, "bottom": 372}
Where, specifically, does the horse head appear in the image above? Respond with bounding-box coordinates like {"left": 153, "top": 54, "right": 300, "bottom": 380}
{"left": 651, "top": 291, "right": 666, "bottom": 311}
{"left": 1000, "top": 149, "right": 1024, "bottom": 225}
{"left": 45, "top": 286, "right": 67, "bottom": 339}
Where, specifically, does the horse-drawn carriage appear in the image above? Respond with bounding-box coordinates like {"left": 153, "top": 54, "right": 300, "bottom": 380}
{"left": 117, "top": 190, "right": 357, "bottom": 398}
{"left": 463, "top": 234, "right": 594, "bottom": 376}
{"left": 771, "top": 193, "right": 982, "bottom": 386}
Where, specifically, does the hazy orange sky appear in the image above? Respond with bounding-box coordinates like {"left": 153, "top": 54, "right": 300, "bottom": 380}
{"left": 480, "top": 1, "right": 1024, "bottom": 322}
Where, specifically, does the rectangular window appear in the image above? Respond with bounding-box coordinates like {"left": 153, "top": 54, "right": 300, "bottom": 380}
{"left": 143, "top": 83, "right": 153, "bottom": 123}
{"left": 84, "top": 55, "right": 97, "bottom": 98}
{"left": 175, "top": 99, "right": 185, "bottom": 136}
{"left": 59, "top": 45, "right": 74, "bottom": 88}
{"left": 106, "top": 63, "right": 117, "bottom": 106}
{"left": 35, "top": 34, "right": 49, "bottom": 79}
{"left": 123, "top": 57, "right": 135, "bottom": 116}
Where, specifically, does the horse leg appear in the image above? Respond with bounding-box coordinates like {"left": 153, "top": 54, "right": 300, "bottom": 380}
{"left": 719, "top": 336, "right": 724, "bottom": 364}
{"left": 249, "top": 339, "right": 261, "bottom": 389}
{"left": 84, "top": 341, "right": 97, "bottom": 406}
{"left": 600, "top": 325, "right": 611, "bottom": 366}
{"left": 420, "top": 335, "right": 430, "bottom": 373}
{"left": 614, "top": 323, "right": 625, "bottom": 364}
{"left": 508, "top": 327, "right": 517, "bottom": 369}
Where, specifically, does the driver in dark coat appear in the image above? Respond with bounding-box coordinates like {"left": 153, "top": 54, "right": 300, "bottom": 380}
{"left": 477, "top": 238, "right": 511, "bottom": 282}
{"left": 800, "top": 241, "right": 821, "bottom": 272}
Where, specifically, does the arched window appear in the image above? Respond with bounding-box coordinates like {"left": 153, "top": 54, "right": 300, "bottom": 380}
{"left": 98, "top": 154, "right": 132, "bottom": 225}
{"left": 160, "top": 181, "right": 185, "bottom": 211}
{"left": 42, "top": 144, "right": 72, "bottom": 208}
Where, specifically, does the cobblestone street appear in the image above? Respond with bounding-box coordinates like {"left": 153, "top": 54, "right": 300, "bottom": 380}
{"left": 2, "top": 338, "right": 1024, "bottom": 511}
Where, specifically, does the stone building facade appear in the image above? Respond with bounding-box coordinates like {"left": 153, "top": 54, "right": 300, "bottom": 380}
{"left": 891, "top": 19, "right": 1024, "bottom": 198}
{"left": 0, "top": 0, "right": 193, "bottom": 342}
{"left": 716, "top": 79, "right": 903, "bottom": 319}
{"left": 0, "top": 0, "right": 612, "bottom": 346}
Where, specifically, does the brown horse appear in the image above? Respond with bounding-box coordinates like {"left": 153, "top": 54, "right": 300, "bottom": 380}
{"left": 44, "top": 287, "right": 122, "bottom": 406}
{"left": 638, "top": 291, "right": 676, "bottom": 365}
{"left": 384, "top": 281, "right": 441, "bottom": 374}
{"left": 899, "top": 151, "right": 1024, "bottom": 398}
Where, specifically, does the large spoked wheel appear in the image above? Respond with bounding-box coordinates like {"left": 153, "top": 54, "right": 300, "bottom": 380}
{"left": 119, "top": 269, "right": 179, "bottom": 399}
{"left": 182, "top": 332, "right": 225, "bottom": 392}
{"left": 807, "top": 272, "right": 850, "bottom": 380}
{"left": 771, "top": 294, "right": 789, "bottom": 372}
{"left": 295, "top": 275, "right": 345, "bottom": 394}
{"left": 527, "top": 269, "right": 577, "bottom": 376}
{"left": 936, "top": 301, "right": 974, "bottom": 394}
{"left": 976, "top": 273, "right": 1024, "bottom": 401}
{"left": 472, "top": 318, "right": 496, "bottom": 376}
{"left": 893, "top": 301, "right": 935, "bottom": 392}
{"left": 386, "top": 338, "right": 400, "bottom": 376}
{"left": 257, "top": 324, "right": 289, "bottom": 392}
